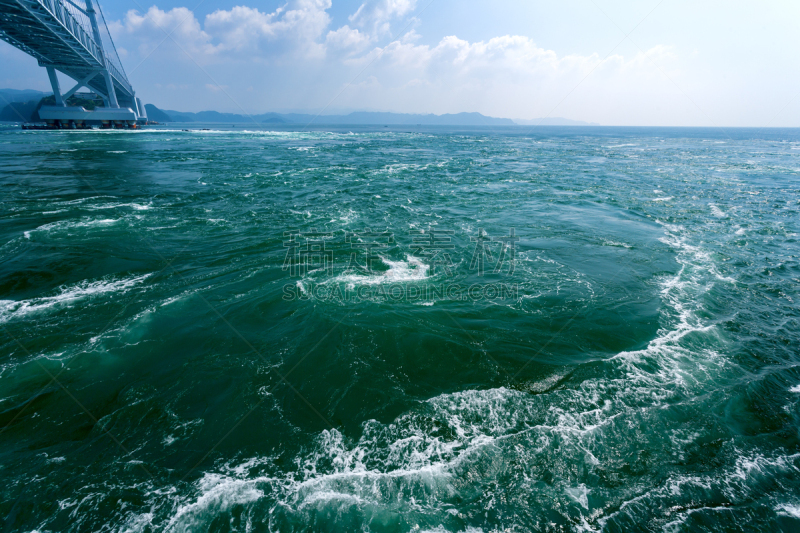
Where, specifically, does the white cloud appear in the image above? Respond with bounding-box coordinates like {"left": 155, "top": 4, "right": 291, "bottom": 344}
{"left": 110, "top": 6, "right": 212, "bottom": 58}
{"left": 328, "top": 36, "right": 680, "bottom": 120}
{"left": 111, "top": 0, "right": 332, "bottom": 62}
{"left": 325, "top": 25, "right": 371, "bottom": 54}
{"left": 204, "top": 0, "right": 332, "bottom": 57}
{"left": 357, "top": 35, "right": 601, "bottom": 81}
{"left": 110, "top": 1, "right": 665, "bottom": 83}
{"left": 205, "top": 83, "right": 228, "bottom": 92}
{"left": 348, "top": 0, "right": 416, "bottom": 37}
{"left": 107, "top": 2, "right": 682, "bottom": 122}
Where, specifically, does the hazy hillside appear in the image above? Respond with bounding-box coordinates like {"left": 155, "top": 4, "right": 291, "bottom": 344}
{"left": 1, "top": 92, "right": 598, "bottom": 126}
{"left": 514, "top": 117, "right": 600, "bottom": 126}
{"left": 154, "top": 107, "right": 516, "bottom": 125}
{"left": 0, "top": 88, "right": 50, "bottom": 105}
{"left": 144, "top": 104, "right": 173, "bottom": 122}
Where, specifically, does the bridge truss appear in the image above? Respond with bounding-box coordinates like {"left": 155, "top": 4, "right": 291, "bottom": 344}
{"left": 0, "top": 0, "right": 146, "bottom": 126}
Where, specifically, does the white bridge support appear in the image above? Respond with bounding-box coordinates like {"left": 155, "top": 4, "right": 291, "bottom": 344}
{"left": 46, "top": 65, "right": 64, "bottom": 105}
{"left": 0, "top": 0, "right": 146, "bottom": 127}
{"left": 83, "top": 0, "right": 117, "bottom": 108}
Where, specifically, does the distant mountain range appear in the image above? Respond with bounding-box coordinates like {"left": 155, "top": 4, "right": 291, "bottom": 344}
{"left": 0, "top": 89, "right": 598, "bottom": 126}
{"left": 146, "top": 104, "right": 599, "bottom": 126}
{"left": 147, "top": 106, "right": 518, "bottom": 126}
{"left": 0, "top": 88, "right": 50, "bottom": 104}
{"left": 0, "top": 89, "right": 51, "bottom": 121}
{"left": 514, "top": 117, "right": 601, "bottom": 126}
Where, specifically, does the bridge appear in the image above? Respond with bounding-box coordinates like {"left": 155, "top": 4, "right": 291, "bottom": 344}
{"left": 0, "top": 0, "right": 146, "bottom": 127}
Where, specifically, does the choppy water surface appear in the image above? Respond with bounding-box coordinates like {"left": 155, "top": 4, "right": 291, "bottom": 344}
{"left": 1, "top": 124, "right": 799, "bottom": 532}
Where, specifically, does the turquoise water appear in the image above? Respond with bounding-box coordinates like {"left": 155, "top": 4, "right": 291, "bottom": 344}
{"left": 1, "top": 124, "right": 799, "bottom": 532}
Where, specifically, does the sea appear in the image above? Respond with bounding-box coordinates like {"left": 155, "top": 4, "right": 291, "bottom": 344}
{"left": 1, "top": 123, "right": 799, "bottom": 532}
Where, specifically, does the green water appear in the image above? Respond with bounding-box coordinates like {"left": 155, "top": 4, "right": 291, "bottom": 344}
{"left": 1, "top": 125, "right": 799, "bottom": 532}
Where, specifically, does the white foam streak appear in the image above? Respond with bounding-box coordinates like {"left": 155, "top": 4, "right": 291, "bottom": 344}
{"left": 776, "top": 503, "right": 800, "bottom": 518}
{"left": 0, "top": 274, "right": 151, "bottom": 323}
{"left": 24, "top": 218, "right": 120, "bottom": 238}
{"left": 164, "top": 474, "right": 265, "bottom": 533}
{"left": 709, "top": 203, "right": 728, "bottom": 218}
{"left": 329, "top": 255, "right": 429, "bottom": 287}
{"left": 86, "top": 202, "right": 152, "bottom": 211}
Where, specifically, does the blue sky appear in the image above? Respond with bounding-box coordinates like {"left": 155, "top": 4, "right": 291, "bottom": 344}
{"left": 1, "top": 0, "right": 798, "bottom": 126}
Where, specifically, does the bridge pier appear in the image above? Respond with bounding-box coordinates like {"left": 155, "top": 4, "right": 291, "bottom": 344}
{"left": 46, "top": 66, "right": 65, "bottom": 106}
{"left": 101, "top": 69, "right": 119, "bottom": 108}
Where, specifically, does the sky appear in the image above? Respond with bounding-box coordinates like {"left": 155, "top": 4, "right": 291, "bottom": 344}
{"left": 1, "top": 0, "right": 799, "bottom": 126}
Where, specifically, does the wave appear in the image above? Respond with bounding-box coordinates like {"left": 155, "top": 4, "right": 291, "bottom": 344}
{"left": 84, "top": 202, "right": 152, "bottom": 211}
{"left": 0, "top": 274, "right": 151, "bottom": 323}
{"left": 147, "top": 223, "right": 746, "bottom": 531}
{"left": 600, "top": 452, "right": 800, "bottom": 531}
{"left": 303, "top": 255, "right": 430, "bottom": 293}
{"left": 24, "top": 217, "right": 121, "bottom": 239}
{"left": 709, "top": 203, "right": 728, "bottom": 218}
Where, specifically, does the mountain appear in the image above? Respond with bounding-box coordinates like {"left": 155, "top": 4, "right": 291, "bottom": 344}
{"left": 513, "top": 117, "right": 600, "bottom": 126}
{"left": 261, "top": 114, "right": 287, "bottom": 124}
{"left": 294, "top": 111, "right": 516, "bottom": 126}
{"left": 161, "top": 109, "right": 195, "bottom": 122}
{"left": 0, "top": 93, "right": 601, "bottom": 126}
{"left": 151, "top": 106, "right": 516, "bottom": 126}
{"left": 144, "top": 104, "right": 172, "bottom": 122}
{"left": 161, "top": 110, "right": 244, "bottom": 122}
{"left": 149, "top": 106, "right": 604, "bottom": 126}
{"left": 0, "top": 88, "right": 50, "bottom": 105}
{"left": 0, "top": 89, "right": 50, "bottom": 122}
